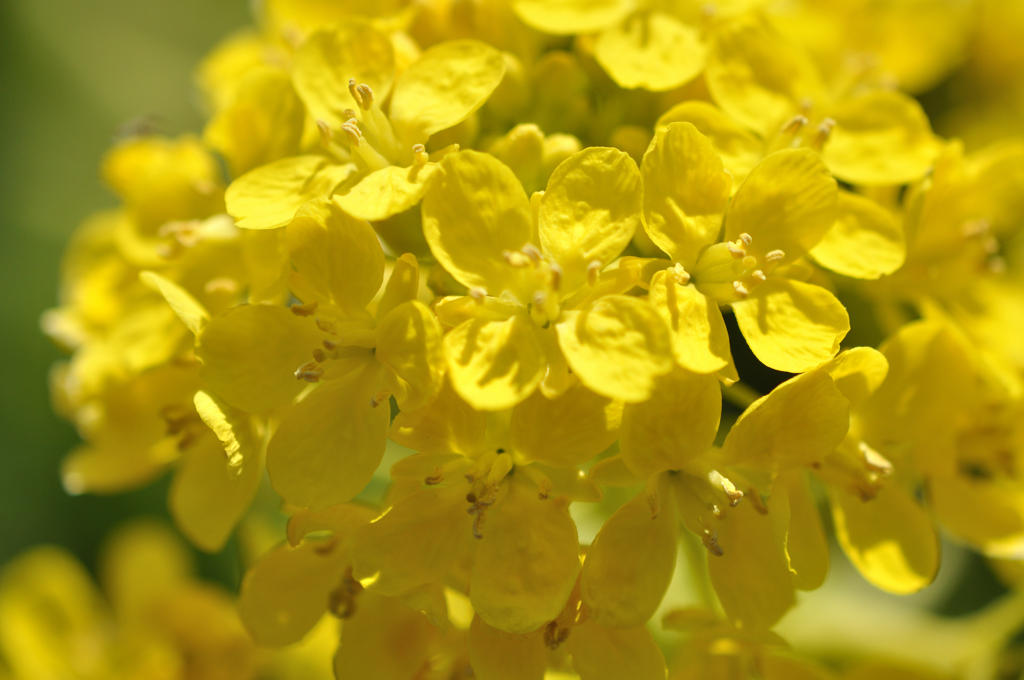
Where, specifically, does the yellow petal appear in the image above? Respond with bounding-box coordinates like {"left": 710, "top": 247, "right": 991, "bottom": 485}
{"left": 708, "top": 500, "right": 795, "bottom": 630}
{"left": 511, "top": 381, "right": 622, "bottom": 467}
{"left": 648, "top": 271, "right": 733, "bottom": 375}
{"left": 99, "top": 521, "right": 192, "bottom": 623}
{"left": 389, "top": 40, "right": 506, "bottom": 144}
{"left": 335, "top": 163, "right": 439, "bottom": 223}
{"left": 291, "top": 24, "right": 395, "bottom": 129}
{"left": 203, "top": 65, "right": 305, "bottom": 177}
{"left": 568, "top": 623, "right": 667, "bottom": 680}
{"left": 333, "top": 593, "right": 440, "bottom": 680}
{"left": 169, "top": 392, "right": 262, "bottom": 552}
{"left": 512, "top": 0, "right": 634, "bottom": 34}
{"left": 286, "top": 197, "right": 384, "bottom": 311}
{"left": 538, "top": 147, "right": 641, "bottom": 292}
{"left": 226, "top": 155, "right": 355, "bottom": 230}
{"left": 237, "top": 538, "right": 347, "bottom": 646}
{"left": 197, "top": 303, "right": 324, "bottom": 413}
{"left": 287, "top": 503, "right": 376, "bottom": 547}
{"left": 389, "top": 378, "right": 488, "bottom": 456}
{"left": 595, "top": 12, "right": 704, "bottom": 91}
{"left": 721, "top": 368, "right": 849, "bottom": 470}
{"left": 705, "top": 14, "right": 825, "bottom": 138}
{"left": 831, "top": 482, "right": 939, "bottom": 594}
{"left": 469, "top": 616, "right": 547, "bottom": 680}
{"left": 376, "top": 253, "right": 420, "bottom": 322}
{"left": 810, "top": 190, "right": 905, "bottom": 280}
{"left": 929, "top": 473, "right": 1024, "bottom": 557}
{"left": 821, "top": 347, "right": 889, "bottom": 409}
{"left": 471, "top": 480, "right": 581, "bottom": 633}
{"left": 556, "top": 296, "right": 674, "bottom": 403}
{"left": 656, "top": 101, "right": 763, "bottom": 188}
{"left": 376, "top": 300, "right": 445, "bottom": 411}
{"left": 444, "top": 316, "right": 546, "bottom": 411}
{"left": 581, "top": 484, "right": 678, "bottom": 627}
{"left": 266, "top": 358, "right": 389, "bottom": 510}
{"left": 725, "top": 149, "right": 837, "bottom": 262}
{"left": 621, "top": 368, "right": 721, "bottom": 477}
{"left": 823, "top": 90, "right": 940, "bottom": 186}
{"left": 778, "top": 471, "right": 829, "bottom": 591}
{"left": 731, "top": 278, "right": 850, "bottom": 374}
{"left": 422, "top": 150, "right": 533, "bottom": 293}
{"left": 350, "top": 483, "right": 473, "bottom": 596}
{"left": 140, "top": 270, "right": 209, "bottom": 335}
{"left": 641, "top": 122, "right": 731, "bottom": 267}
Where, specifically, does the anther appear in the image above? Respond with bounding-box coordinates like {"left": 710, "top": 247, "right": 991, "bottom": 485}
{"left": 348, "top": 79, "right": 365, "bottom": 108}
{"left": 750, "top": 270, "right": 766, "bottom": 283}
{"left": 291, "top": 301, "right": 318, "bottom": 316}
{"left": 647, "top": 492, "right": 661, "bottom": 520}
{"left": 469, "top": 287, "right": 487, "bottom": 302}
{"left": 587, "top": 260, "right": 603, "bottom": 286}
{"left": 342, "top": 108, "right": 357, "bottom": 121}
{"left": 316, "top": 317, "right": 337, "bottom": 334}
{"left": 472, "top": 512, "right": 486, "bottom": 539}
{"left": 412, "top": 143, "right": 429, "bottom": 165}
{"left": 425, "top": 467, "right": 444, "bottom": 485}
{"left": 747, "top": 490, "right": 768, "bottom": 515}
{"left": 708, "top": 470, "right": 744, "bottom": 507}
{"left": 341, "top": 118, "right": 362, "bottom": 147}
{"left": 549, "top": 262, "right": 563, "bottom": 291}
{"left": 521, "top": 243, "right": 542, "bottom": 263}
{"left": 764, "top": 249, "right": 785, "bottom": 264}
{"left": 859, "top": 441, "right": 893, "bottom": 476}
{"left": 670, "top": 263, "right": 691, "bottom": 285}
{"left": 701, "top": 527, "right": 724, "bottom": 557}
{"left": 738, "top": 233, "right": 752, "bottom": 246}
{"left": 503, "top": 250, "right": 531, "bottom": 268}
{"left": 726, "top": 241, "right": 747, "bottom": 257}
{"left": 294, "top": 361, "right": 323, "bottom": 383}
{"left": 963, "top": 218, "right": 991, "bottom": 238}
{"left": 323, "top": 339, "right": 340, "bottom": 350}
{"left": 355, "top": 83, "right": 374, "bottom": 110}
{"left": 811, "top": 118, "right": 836, "bottom": 150}
{"left": 781, "top": 114, "right": 809, "bottom": 135}
{"left": 733, "top": 281, "right": 749, "bottom": 298}
{"left": 369, "top": 389, "right": 391, "bottom": 408}
{"left": 316, "top": 119, "right": 332, "bottom": 147}
{"left": 544, "top": 622, "right": 570, "bottom": 650}
{"left": 533, "top": 291, "right": 548, "bottom": 309}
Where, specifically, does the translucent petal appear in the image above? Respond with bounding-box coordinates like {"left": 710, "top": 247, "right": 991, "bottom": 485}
{"left": 197, "top": 304, "right": 324, "bottom": 413}
{"left": 648, "top": 271, "right": 733, "bottom": 375}
{"left": 375, "top": 253, "right": 420, "bottom": 322}
{"left": 140, "top": 270, "right": 209, "bottom": 335}
{"left": 810, "top": 191, "right": 905, "bottom": 280}
{"left": 422, "top": 150, "right": 533, "bottom": 293}
{"left": 568, "top": 623, "right": 667, "bottom": 680}
{"left": 621, "top": 368, "right": 721, "bottom": 477}
{"left": 375, "top": 300, "right": 445, "bottom": 411}
{"left": 821, "top": 347, "right": 889, "bottom": 409}
{"left": 225, "top": 155, "right": 355, "bottom": 230}
{"left": 581, "top": 486, "right": 677, "bottom": 627}
{"left": 929, "top": 474, "right": 1024, "bottom": 557}
{"left": 444, "top": 316, "right": 546, "bottom": 411}
{"left": 389, "top": 379, "right": 488, "bottom": 457}
{"left": 556, "top": 296, "right": 674, "bottom": 403}
{"left": 335, "top": 163, "right": 439, "bottom": 223}
{"left": 237, "top": 539, "right": 347, "bottom": 646}
{"left": 469, "top": 616, "right": 546, "bottom": 680}
{"left": 512, "top": 0, "right": 634, "bottom": 35}
{"left": 823, "top": 90, "right": 940, "bottom": 186}
{"left": 731, "top": 278, "right": 850, "bottom": 374}
{"left": 705, "top": 14, "right": 826, "bottom": 137}
{"left": 291, "top": 24, "right": 395, "bottom": 129}
{"left": 721, "top": 368, "right": 849, "bottom": 470}
{"left": 349, "top": 483, "right": 473, "bottom": 596}
{"left": 641, "top": 122, "right": 731, "bottom": 267}
{"left": 538, "top": 147, "right": 641, "bottom": 293}
{"left": 832, "top": 482, "right": 939, "bottom": 594}
{"left": 333, "top": 593, "right": 440, "bottom": 680}
{"left": 778, "top": 471, "right": 829, "bottom": 591}
{"left": 724, "top": 149, "right": 838, "bottom": 262}
{"left": 655, "top": 101, "right": 763, "bottom": 188}
{"left": 708, "top": 501, "right": 795, "bottom": 630}
{"left": 390, "top": 40, "right": 506, "bottom": 144}
{"left": 286, "top": 197, "right": 384, "bottom": 311}
{"left": 203, "top": 66, "right": 305, "bottom": 177}
{"left": 471, "top": 481, "right": 581, "bottom": 633}
{"left": 595, "top": 12, "right": 704, "bottom": 91}
{"left": 266, "top": 358, "right": 389, "bottom": 510}
{"left": 510, "top": 381, "right": 622, "bottom": 467}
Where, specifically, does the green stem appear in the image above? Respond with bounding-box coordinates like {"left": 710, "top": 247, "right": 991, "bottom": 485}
{"left": 720, "top": 381, "right": 762, "bottom": 411}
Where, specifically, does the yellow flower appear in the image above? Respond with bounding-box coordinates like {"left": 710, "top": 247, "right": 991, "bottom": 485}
{"left": 225, "top": 26, "right": 506, "bottom": 233}
{"left": 423, "top": 145, "right": 673, "bottom": 409}
{"left": 642, "top": 122, "right": 849, "bottom": 373}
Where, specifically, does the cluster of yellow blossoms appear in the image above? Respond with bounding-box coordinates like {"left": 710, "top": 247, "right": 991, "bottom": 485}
{"left": 17, "top": 0, "right": 1024, "bottom": 678}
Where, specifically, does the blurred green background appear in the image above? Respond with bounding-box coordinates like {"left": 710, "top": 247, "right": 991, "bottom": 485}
{"left": 0, "top": 0, "right": 250, "bottom": 574}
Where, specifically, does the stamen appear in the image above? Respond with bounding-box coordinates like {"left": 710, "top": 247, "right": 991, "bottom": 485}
{"left": 764, "top": 249, "right": 786, "bottom": 264}
{"left": 726, "top": 241, "right": 747, "bottom": 257}
{"left": 369, "top": 389, "right": 391, "bottom": 408}
{"left": 750, "top": 270, "right": 766, "bottom": 283}
{"left": 316, "top": 119, "right": 333, "bottom": 147}
{"left": 472, "top": 512, "right": 486, "bottom": 539}
{"left": 533, "top": 291, "right": 548, "bottom": 308}
{"left": 469, "top": 286, "right": 488, "bottom": 302}
{"left": 859, "top": 441, "right": 893, "bottom": 477}
{"left": 294, "top": 361, "right": 323, "bottom": 383}
{"left": 780, "top": 114, "right": 809, "bottom": 135}
{"left": 323, "top": 339, "right": 340, "bottom": 350}
{"left": 708, "top": 470, "right": 744, "bottom": 507}
{"left": 521, "top": 244, "right": 542, "bottom": 263}
{"left": 341, "top": 118, "right": 362, "bottom": 147}
{"left": 291, "top": 301, "right": 318, "bottom": 316}
{"left": 348, "top": 79, "right": 365, "bottom": 109}
{"left": 424, "top": 466, "right": 444, "bottom": 485}
{"left": 503, "top": 250, "right": 531, "bottom": 268}
{"left": 412, "top": 143, "right": 429, "bottom": 165}
{"left": 811, "top": 118, "right": 836, "bottom": 150}
{"left": 544, "top": 621, "right": 570, "bottom": 650}
{"left": 738, "top": 233, "right": 752, "bottom": 246}
{"left": 670, "top": 262, "right": 691, "bottom": 285}
{"left": 647, "top": 491, "right": 661, "bottom": 520}
{"left": 733, "top": 281, "right": 749, "bottom": 298}
{"left": 701, "top": 526, "right": 724, "bottom": 556}
{"left": 587, "top": 260, "right": 603, "bottom": 285}
{"left": 549, "top": 262, "right": 563, "bottom": 291}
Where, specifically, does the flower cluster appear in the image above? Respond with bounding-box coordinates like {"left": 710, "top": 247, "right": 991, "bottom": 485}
{"left": 26, "top": 0, "right": 1024, "bottom": 679}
